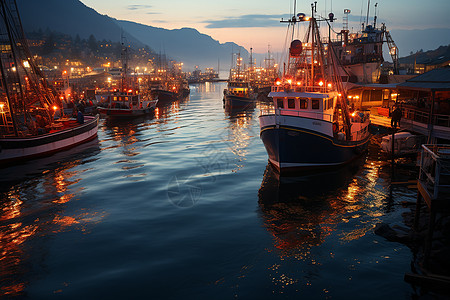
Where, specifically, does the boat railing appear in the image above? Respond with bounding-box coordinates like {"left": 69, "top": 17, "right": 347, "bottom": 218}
{"left": 271, "top": 85, "right": 330, "bottom": 94}
{"left": 351, "top": 127, "right": 369, "bottom": 141}
{"left": 419, "top": 144, "right": 450, "bottom": 200}
{"left": 402, "top": 107, "right": 450, "bottom": 128}
{"left": 275, "top": 108, "right": 332, "bottom": 122}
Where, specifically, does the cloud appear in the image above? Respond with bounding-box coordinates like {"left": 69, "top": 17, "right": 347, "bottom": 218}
{"left": 152, "top": 20, "right": 169, "bottom": 24}
{"left": 127, "top": 5, "right": 152, "bottom": 11}
{"left": 204, "top": 14, "right": 291, "bottom": 29}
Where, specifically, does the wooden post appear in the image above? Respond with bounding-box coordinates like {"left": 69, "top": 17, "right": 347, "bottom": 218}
{"left": 424, "top": 207, "right": 436, "bottom": 267}
{"left": 414, "top": 193, "right": 422, "bottom": 231}
{"left": 427, "top": 90, "right": 435, "bottom": 144}
{"left": 391, "top": 126, "right": 396, "bottom": 177}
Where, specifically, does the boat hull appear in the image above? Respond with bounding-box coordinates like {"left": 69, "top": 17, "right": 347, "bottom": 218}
{"left": 0, "top": 115, "right": 99, "bottom": 165}
{"left": 223, "top": 94, "right": 255, "bottom": 108}
{"left": 153, "top": 90, "right": 177, "bottom": 105}
{"left": 260, "top": 115, "right": 369, "bottom": 174}
{"left": 98, "top": 107, "right": 155, "bottom": 118}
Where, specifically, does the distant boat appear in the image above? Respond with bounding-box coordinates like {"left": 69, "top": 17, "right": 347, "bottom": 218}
{"left": 0, "top": 0, "right": 99, "bottom": 166}
{"left": 97, "top": 92, "right": 157, "bottom": 118}
{"left": 259, "top": 5, "right": 371, "bottom": 174}
{"left": 223, "top": 80, "right": 256, "bottom": 109}
{"left": 97, "top": 39, "right": 158, "bottom": 117}
{"left": 223, "top": 53, "right": 256, "bottom": 108}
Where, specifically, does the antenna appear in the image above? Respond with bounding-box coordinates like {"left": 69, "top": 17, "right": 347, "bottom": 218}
{"left": 366, "top": 0, "right": 370, "bottom": 29}
{"left": 373, "top": 3, "right": 378, "bottom": 28}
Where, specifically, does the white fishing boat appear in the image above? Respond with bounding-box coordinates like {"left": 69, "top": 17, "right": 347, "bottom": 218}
{"left": 259, "top": 4, "right": 371, "bottom": 174}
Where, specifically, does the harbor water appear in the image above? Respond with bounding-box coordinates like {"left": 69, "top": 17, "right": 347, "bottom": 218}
{"left": 1, "top": 82, "right": 419, "bottom": 299}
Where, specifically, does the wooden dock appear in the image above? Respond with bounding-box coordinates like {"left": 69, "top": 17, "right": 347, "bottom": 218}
{"left": 413, "top": 144, "right": 450, "bottom": 265}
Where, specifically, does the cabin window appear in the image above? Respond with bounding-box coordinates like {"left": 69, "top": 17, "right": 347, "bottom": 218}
{"left": 277, "top": 99, "right": 284, "bottom": 109}
{"left": 288, "top": 98, "right": 295, "bottom": 109}
{"left": 328, "top": 98, "right": 334, "bottom": 109}
{"left": 300, "top": 99, "right": 308, "bottom": 109}
{"left": 312, "top": 99, "right": 320, "bottom": 109}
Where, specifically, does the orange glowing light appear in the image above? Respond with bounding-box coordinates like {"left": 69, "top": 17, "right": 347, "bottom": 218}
{"left": 318, "top": 81, "right": 324, "bottom": 87}
{"left": 297, "top": 81, "right": 302, "bottom": 85}
{"left": 327, "top": 83, "right": 332, "bottom": 88}
{"left": 52, "top": 106, "right": 58, "bottom": 111}
{"left": 287, "top": 79, "right": 292, "bottom": 84}
{"left": 338, "top": 93, "right": 342, "bottom": 97}
{"left": 276, "top": 81, "right": 281, "bottom": 86}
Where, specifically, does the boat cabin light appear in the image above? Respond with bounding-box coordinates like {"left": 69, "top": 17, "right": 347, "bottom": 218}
{"left": 318, "top": 81, "right": 324, "bottom": 87}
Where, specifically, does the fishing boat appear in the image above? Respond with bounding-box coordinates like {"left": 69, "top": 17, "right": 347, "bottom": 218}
{"left": 150, "top": 61, "right": 189, "bottom": 106}
{"left": 223, "top": 53, "right": 256, "bottom": 109}
{"left": 223, "top": 80, "right": 256, "bottom": 109}
{"left": 97, "top": 40, "right": 157, "bottom": 117}
{"left": 331, "top": 4, "right": 399, "bottom": 84}
{"left": 259, "top": 4, "right": 371, "bottom": 174}
{"left": 0, "top": 0, "right": 99, "bottom": 166}
{"left": 97, "top": 91, "right": 157, "bottom": 118}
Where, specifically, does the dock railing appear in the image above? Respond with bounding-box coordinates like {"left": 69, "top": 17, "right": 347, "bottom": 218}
{"left": 403, "top": 107, "right": 450, "bottom": 128}
{"left": 419, "top": 144, "right": 450, "bottom": 200}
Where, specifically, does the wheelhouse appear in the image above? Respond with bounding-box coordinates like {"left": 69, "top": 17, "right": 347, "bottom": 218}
{"left": 271, "top": 93, "right": 337, "bottom": 122}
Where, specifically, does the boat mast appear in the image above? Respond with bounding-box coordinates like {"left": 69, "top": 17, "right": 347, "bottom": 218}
{"left": 120, "top": 32, "right": 128, "bottom": 92}
{"left": 0, "top": 1, "right": 18, "bottom": 136}
{"left": 366, "top": 0, "right": 371, "bottom": 29}
{"left": 310, "top": 2, "right": 316, "bottom": 86}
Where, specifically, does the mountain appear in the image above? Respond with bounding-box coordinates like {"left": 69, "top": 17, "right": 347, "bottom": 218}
{"left": 17, "top": 0, "right": 143, "bottom": 47}
{"left": 16, "top": 0, "right": 247, "bottom": 70}
{"left": 390, "top": 28, "right": 450, "bottom": 58}
{"left": 399, "top": 44, "right": 450, "bottom": 65}
{"left": 116, "top": 20, "right": 247, "bottom": 70}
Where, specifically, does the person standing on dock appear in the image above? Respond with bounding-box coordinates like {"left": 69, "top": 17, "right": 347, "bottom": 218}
{"left": 391, "top": 105, "right": 402, "bottom": 128}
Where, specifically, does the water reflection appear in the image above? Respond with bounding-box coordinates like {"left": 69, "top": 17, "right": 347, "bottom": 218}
{"left": 258, "top": 158, "right": 366, "bottom": 258}
{"left": 0, "top": 140, "right": 103, "bottom": 297}
{"left": 223, "top": 100, "right": 256, "bottom": 118}
{"left": 191, "top": 82, "right": 217, "bottom": 94}
{"left": 223, "top": 106, "right": 256, "bottom": 172}
{"left": 154, "top": 98, "right": 188, "bottom": 122}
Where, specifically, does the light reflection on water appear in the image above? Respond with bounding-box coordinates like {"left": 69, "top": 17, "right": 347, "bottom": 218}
{"left": 0, "top": 83, "right": 419, "bottom": 299}
{"left": 0, "top": 140, "right": 105, "bottom": 297}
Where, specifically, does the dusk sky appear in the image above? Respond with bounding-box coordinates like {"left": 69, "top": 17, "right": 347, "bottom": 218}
{"left": 80, "top": 0, "right": 450, "bottom": 54}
